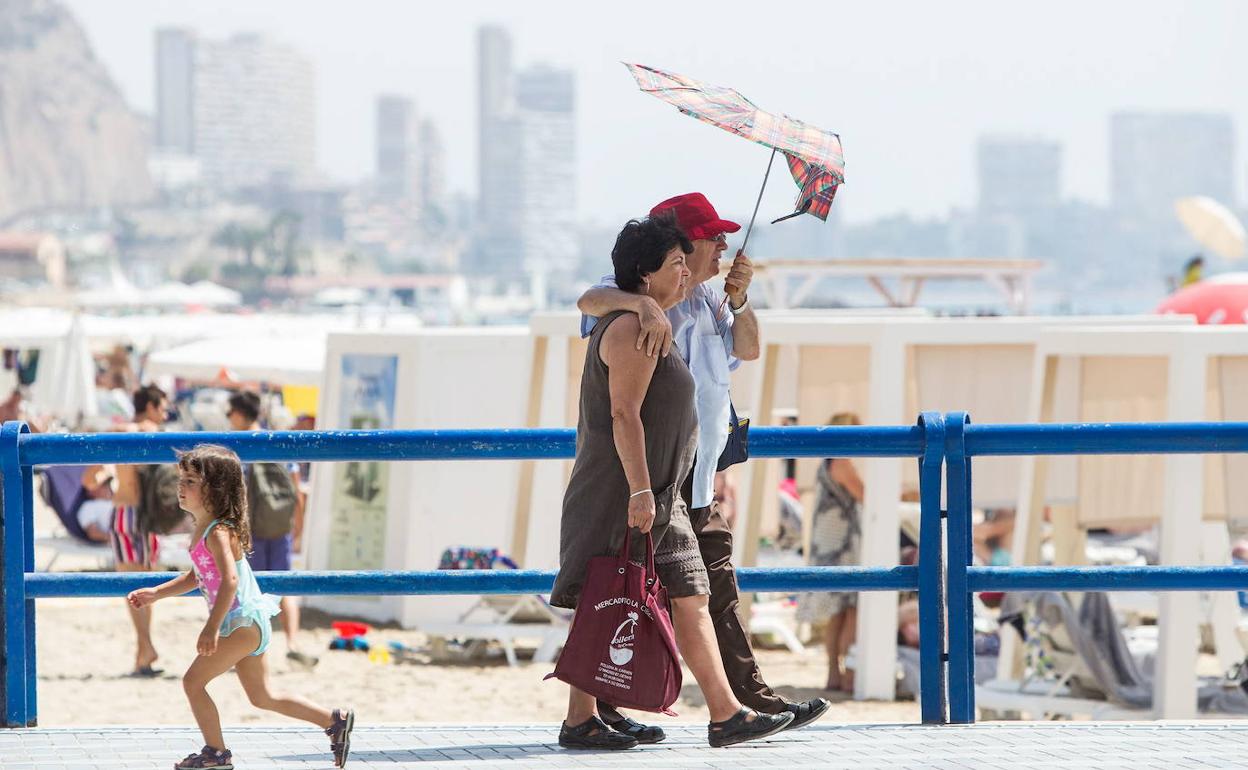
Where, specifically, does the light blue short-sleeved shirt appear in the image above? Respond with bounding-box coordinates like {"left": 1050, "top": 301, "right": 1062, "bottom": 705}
{"left": 581, "top": 276, "right": 739, "bottom": 508}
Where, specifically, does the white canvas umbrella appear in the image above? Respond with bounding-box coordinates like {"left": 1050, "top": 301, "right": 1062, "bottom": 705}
{"left": 189, "top": 281, "right": 242, "bottom": 307}
{"left": 144, "top": 333, "right": 326, "bottom": 387}
{"left": 34, "top": 312, "right": 99, "bottom": 425}
{"left": 1175, "top": 196, "right": 1246, "bottom": 260}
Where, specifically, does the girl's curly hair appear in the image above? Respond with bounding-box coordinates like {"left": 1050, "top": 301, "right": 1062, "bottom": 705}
{"left": 177, "top": 443, "right": 251, "bottom": 553}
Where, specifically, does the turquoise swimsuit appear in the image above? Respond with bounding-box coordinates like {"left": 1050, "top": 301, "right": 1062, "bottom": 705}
{"left": 189, "top": 520, "right": 282, "bottom": 656}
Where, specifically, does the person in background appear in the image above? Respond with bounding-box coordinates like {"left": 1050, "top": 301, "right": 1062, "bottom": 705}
{"left": 94, "top": 369, "right": 136, "bottom": 424}
{"left": 0, "top": 386, "right": 45, "bottom": 432}
{"left": 227, "top": 390, "right": 319, "bottom": 668}
{"left": 0, "top": 387, "right": 23, "bottom": 422}
{"left": 1182, "top": 254, "right": 1205, "bottom": 287}
{"left": 780, "top": 413, "right": 799, "bottom": 482}
{"left": 797, "top": 412, "right": 864, "bottom": 693}
{"left": 77, "top": 464, "right": 117, "bottom": 542}
{"left": 713, "top": 470, "right": 738, "bottom": 531}
{"left": 88, "top": 384, "right": 170, "bottom": 676}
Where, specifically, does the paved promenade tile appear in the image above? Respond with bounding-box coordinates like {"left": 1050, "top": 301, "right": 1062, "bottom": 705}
{"left": 2, "top": 722, "right": 1247, "bottom": 769}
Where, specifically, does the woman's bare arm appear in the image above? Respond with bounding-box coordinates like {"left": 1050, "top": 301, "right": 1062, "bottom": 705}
{"left": 601, "top": 314, "right": 661, "bottom": 532}
{"left": 830, "top": 458, "right": 865, "bottom": 502}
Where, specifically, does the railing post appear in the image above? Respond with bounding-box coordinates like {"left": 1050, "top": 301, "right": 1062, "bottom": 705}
{"left": 21, "top": 457, "right": 35, "bottom": 727}
{"left": 0, "top": 421, "right": 30, "bottom": 728}
{"left": 944, "top": 411, "right": 975, "bottom": 724}
{"left": 916, "top": 412, "right": 947, "bottom": 724}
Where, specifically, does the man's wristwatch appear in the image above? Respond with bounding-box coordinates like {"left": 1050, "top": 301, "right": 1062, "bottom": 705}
{"left": 729, "top": 295, "right": 749, "bottom": 315}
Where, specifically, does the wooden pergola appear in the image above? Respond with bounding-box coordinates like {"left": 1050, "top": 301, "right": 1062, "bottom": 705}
{"left": 742, "top": 258, "right": 1045, "bottom": 313}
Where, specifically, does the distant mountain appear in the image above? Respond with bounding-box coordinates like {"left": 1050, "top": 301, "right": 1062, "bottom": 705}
{"left": 0, "top": 0, "right": 152, "bottom": 222}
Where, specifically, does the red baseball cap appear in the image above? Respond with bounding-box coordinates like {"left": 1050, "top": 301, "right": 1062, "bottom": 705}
{"left": 649, "top": 192, "right": 740, "bottom": 241}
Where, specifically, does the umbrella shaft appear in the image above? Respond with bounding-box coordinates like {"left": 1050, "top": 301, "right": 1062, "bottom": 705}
{"left": 741, "top": 148, "right": 777, "bottom": 254}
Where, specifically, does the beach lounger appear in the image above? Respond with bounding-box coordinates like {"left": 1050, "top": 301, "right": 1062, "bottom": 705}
{"left": 418, "top": 547, "right": 571, "bottom": 667}
{"left": 978, "top": 591, "right": 1248, "bottom": 719}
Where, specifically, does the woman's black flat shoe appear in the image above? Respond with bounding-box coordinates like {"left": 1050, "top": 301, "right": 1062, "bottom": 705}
{"left": 708, "top": 707, "right": 794, "bottom": 748}
{"left": 559, "top": 716, "right": 639, "bottom": 750}
{"left": 604, "top": 715, "right": 666, "bottom": 744}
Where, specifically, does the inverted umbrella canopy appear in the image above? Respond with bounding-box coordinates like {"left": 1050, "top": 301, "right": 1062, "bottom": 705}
{"left": 1174, "top": 196, "right": 1245, "bottom": 260}
{"left": 624, "top": 62, "right": 844, "bottom": 238}
{"left": 1156, "top": 272, "right": 1248, "bottom": 324}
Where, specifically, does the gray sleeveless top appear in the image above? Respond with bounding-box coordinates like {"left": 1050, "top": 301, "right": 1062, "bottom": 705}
{"left": 549, "top": 311, "right": 698, "bottom": 608}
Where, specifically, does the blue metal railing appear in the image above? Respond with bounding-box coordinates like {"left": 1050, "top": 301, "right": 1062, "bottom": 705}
{"left": 943, "top": 414, "right": 1248, "bottom": 724}
{"left": 13, "top": 415, "right": 1245, "bottom": 730}
{"left": 0, "top": 417, "right": 948, "bottom": 728}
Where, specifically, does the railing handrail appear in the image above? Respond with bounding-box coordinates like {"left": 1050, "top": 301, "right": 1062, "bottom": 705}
{"left": 16, "top": 425, "right": 926, "bottom": 466}
{"left": 23, "top": 565, "right": 921, "bottom": 599}
{"left": 968, "top": 565, "right": 1248, "bottom": 592}
{"left": 962, "top": 421, "right": 1248, "bottom": 456}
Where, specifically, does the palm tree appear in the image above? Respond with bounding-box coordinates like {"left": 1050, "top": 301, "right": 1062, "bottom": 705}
{"left": 213, "top": 222, "right": 267, "bottom": 266}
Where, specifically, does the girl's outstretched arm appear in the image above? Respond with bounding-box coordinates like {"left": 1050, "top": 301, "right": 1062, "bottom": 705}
{"left": 127, "top": 570, "right": 196, "bottom": 608}
{"left": 198, "top": 525, "right": 241, "bottom": 656}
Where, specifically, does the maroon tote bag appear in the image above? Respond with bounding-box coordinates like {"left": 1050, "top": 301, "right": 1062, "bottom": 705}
{"left": 545, "top": 530, "right": 682, "bottom": 715}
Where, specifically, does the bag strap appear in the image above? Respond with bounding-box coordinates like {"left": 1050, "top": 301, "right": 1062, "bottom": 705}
{"left": 644, "top": 531, "right": 656, "bottom": 587}
{"left": 619, "top": 528, "right": 659, "bottom": 587}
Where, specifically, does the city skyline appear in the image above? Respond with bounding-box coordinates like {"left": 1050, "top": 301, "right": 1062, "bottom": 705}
{"left": 63, "top": 0, "right": 1248, "bottom": 227}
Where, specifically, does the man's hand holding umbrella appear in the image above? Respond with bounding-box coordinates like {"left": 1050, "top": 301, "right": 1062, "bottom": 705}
{"left": 723, "top": 250, "right": 754, "bottom": 313}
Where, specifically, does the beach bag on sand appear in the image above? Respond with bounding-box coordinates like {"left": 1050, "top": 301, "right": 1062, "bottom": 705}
{"left": 544, "top": 531, "right": 682, "bottom": 715}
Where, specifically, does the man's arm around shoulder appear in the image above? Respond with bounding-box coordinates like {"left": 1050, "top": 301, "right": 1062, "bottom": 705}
{"left": 577, "top": 286, "right": 673, "bottom": 358}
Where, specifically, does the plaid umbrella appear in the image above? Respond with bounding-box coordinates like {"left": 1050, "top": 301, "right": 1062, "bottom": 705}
{"left": 624, "top": 62, "right": 844, "bottom": 244}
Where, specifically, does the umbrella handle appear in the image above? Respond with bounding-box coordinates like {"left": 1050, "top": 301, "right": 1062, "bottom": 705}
{"left": 739, "top": 148, "right": 777, "bottom": 255}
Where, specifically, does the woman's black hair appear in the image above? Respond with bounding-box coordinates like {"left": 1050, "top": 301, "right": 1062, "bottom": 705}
{"left": 611, "top": 212, "right": 693, "bottom": 292}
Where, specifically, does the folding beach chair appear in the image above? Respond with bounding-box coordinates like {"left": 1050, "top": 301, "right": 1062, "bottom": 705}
{"left": 418, "top": 547, "right": 571, "bottom": 667}
{"left": 34, "top": 465, "right": 113, "bottom": 571}
{"left": 978, "top": 591, "right": 1248, "bottom": 719}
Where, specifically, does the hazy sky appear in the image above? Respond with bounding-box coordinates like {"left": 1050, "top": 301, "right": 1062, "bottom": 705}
{"left": 65, "top": 0, "right": 1247, "bottom": 226}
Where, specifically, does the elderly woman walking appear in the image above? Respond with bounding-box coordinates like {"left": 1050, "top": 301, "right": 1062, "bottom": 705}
{"left": 549, "top": 214, "right": 792, "bottom": 751}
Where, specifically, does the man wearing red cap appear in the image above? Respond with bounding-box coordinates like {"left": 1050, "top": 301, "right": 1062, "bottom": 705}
{"left": 578, "top": 193, "right": 830, "bottom": 742}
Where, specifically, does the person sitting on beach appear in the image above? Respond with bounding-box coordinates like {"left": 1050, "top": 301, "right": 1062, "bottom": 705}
{"left": 226, "top": 390, "right": 319, "bottom": 668}
{"left": 77, "top": 464, "right": 117, "bottom": 543}
{"left": 577, "top": 193, "right": 830, "bottom": 740}
{"left": 549, "top": 214, "right": 794, "bottom": 750}
{"left": 127, "top": 444, "right": 354, "bottom": 769}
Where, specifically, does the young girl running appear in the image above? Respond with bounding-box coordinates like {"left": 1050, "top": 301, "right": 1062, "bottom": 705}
{"left": 127, "top": 444, "right": 354, "bottom": 769}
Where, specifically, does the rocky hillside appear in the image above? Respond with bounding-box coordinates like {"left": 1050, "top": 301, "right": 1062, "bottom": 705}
{"left": 0, "top": 0, "right": 152, "bottom": 222}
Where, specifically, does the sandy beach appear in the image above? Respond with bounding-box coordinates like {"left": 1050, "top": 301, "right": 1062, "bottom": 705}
{"left": 33, "top": 595, "right": 919, "bottom": 727}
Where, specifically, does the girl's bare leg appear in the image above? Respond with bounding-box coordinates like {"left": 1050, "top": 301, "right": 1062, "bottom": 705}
{"left": 235, "top": 651, "right": 333, "bottom": 728}
{"left": 182, "top": 627, "right": 264, "bottom": 751}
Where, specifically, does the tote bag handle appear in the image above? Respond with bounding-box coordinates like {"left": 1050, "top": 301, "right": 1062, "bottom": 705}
{"left": 619, "top": 527, "right": 658, "bottom": 586}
